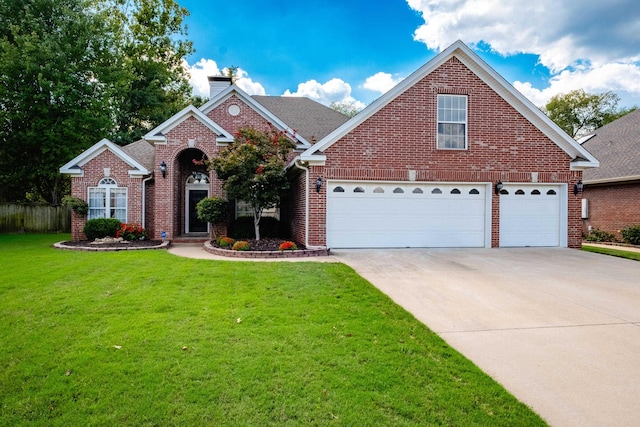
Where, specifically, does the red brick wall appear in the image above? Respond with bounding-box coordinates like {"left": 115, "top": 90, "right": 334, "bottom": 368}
{"left": 303, "top": 57, "right": 582, "bottom": 248}
{"left": 151, "top": 98, "right": 284, "bottom": 240}
{"left": 582, "top": 182, "right": 640, "bottom": 239}
{"left": 70, "top": 150, "right": 144, "bottom": 240}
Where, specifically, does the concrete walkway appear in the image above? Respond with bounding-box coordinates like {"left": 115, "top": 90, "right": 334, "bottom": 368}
{"left": 331, "top": 248, "right": 640, "bottom": 427}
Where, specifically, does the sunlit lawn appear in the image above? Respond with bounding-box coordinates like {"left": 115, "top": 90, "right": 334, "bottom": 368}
{"left": 582, "top": 244, "right": 640, "bottom": 261}
{"left": 0, "top": 234, "right": 546, "bottom": 426}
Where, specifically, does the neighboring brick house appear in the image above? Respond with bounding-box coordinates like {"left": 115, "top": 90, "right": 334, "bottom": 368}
{"left": 580, "top": 108, "right": 640, "bottom": 239}
{"left": 61, "top": 40, "right": 598, "bottom": 248}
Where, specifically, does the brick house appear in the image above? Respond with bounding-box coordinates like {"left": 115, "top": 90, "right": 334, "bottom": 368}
{"left": 61, "top": 40, "right": 598, "bottom": 248}
{"left": 580, "top": 108, "right": 640, "bottom": 239}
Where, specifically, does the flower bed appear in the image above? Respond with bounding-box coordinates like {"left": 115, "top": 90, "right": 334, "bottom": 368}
{"left": 204, "top": 239, "right": 328, "bottom": 258}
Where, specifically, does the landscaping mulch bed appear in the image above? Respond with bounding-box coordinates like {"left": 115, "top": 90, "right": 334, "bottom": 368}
{"left": 60, "top": 239, "right": 164, "bottom": 249}
{"left": 215, "top": 238, "right": 305, "bottom": 251}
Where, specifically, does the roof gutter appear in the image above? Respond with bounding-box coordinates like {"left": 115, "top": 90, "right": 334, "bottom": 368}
{"left": 584, "top": 175, "right": 640, "bottom": 185}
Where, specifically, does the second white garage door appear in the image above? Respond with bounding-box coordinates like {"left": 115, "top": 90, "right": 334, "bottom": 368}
{"left": 326, "top": 181, "right": 489, "bottom": 248}
{"left": 499, "top": 184, "right": 565, "bottom": 247}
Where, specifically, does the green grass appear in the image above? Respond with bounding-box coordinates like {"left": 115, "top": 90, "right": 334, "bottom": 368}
{"left": 0, "top": 234, "right": 546, "bottom": 426}
{"left": 582, "top": 244, "right": 640, "bottom": 261}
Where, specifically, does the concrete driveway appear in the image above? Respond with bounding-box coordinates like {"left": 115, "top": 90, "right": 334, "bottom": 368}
{"left": 332, "top": 248, "right": 640, "bottom": 427}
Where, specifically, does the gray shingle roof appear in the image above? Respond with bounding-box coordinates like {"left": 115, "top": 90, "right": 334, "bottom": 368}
{"left": 121, "top": 139, "right": 155, "bottom": 172}
{"left": 582, "top": 109, "right": 640, "bottom": 182}
{"left": 252, "top": 96, "right": 350, "bottom": 143}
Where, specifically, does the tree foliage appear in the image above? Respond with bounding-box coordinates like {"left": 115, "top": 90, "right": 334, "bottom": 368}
{"left": 0, "top": 0, "right": 194, "bottom": 204}
{"left": 544, "top": 89, "right": 635, "bottom": 139}
{"left": 330, "top": 100, "right": 361, "bottom": 118}
{"left": 196, "top": 196, "right": 228, "bottom": 239}
{"left": 210, "top": 125, "right": 296, "bottom": 240}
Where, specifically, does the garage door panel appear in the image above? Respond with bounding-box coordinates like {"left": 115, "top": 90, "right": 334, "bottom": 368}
{"left": 327, "top": 181, "right": 487, "bottom": 248}
{"left": 499, "top": 185, "right": 562, "bottom": 247}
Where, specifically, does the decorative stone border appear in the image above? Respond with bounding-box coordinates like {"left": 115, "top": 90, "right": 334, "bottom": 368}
{"left": 204, "top": 240, "right": 329, "bottom": 258}
{"left": 54, "top": 240, "right": 171, "bottom": 252}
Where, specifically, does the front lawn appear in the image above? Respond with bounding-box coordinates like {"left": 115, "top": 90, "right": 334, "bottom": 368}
{"left": 0, "top": 234, "right": 546, "bottom": 426}
{"left": 582, "top": 244, "right": 640, "bottom": 261}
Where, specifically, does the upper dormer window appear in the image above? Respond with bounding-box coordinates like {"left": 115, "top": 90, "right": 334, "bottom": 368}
{"left": 437, "top": 94, "right": 467, "bottom": 150}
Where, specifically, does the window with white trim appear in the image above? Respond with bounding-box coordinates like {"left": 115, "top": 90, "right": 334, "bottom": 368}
{"left": 437, "top": 94, "right": 467, "bottom": 149}
{"left": 235, "top": 200, "right": 279, "bottom": 220}
{"left": 88, "top": 177, "right": 127, "bottom": 222}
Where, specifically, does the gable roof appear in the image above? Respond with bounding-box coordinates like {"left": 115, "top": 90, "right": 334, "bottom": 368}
{"left": 199, "top": 85, "right": 314, "bottom": 149}
{"left": 60, "top": 138, "right": 151, "bottom": 177}
{"left": 581, "top": 109, "right": 640, "bottom": 184}
{"left": 300, "top": 40, "right": 599, "bottom": 170}
{"left": 252, "top": 96, "right": 350, "bottom": 143}
{"left": 143, "top": 105, "right": 234, "bottom": 144}
{"left": 121, "top": 139, "right": 155, "bottom": 172}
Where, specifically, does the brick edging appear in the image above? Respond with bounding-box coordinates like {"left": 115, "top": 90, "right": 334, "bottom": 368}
{"left": 203, "top": 240, "right": 329, "bottom": 258}
{"left": 54, "top": 241, "right": 171, "bottom": 252}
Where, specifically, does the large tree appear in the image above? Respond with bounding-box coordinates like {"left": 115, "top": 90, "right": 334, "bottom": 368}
{"left": 0, "top": 0, "right": 194, "bottom": 203}
{"left": 105, "top": 0, "right": 194, "bottom": 144}
{"left": 0, "top": 0, "right": 115, "bottom": 203}
{"left": 210, "top": 126, "right": 296, "bottom": 240}
{"left": 544, "top": 89, "right": 635, "bottom": 139}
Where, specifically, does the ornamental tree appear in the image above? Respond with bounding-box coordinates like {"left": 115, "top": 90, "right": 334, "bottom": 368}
{"left": 196, "top": 196, "right": 228, "bottom": 239}
{"left": 210, "top": 125, "right": 296, "bottom": 240}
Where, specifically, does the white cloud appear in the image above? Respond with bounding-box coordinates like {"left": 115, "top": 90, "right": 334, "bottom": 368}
{"left": 283, "top": 78, "right": 366, "bottom": 110}
{"left": 185, "top": 59, "right": 266, "bottom": 98}
{"left": 406, "top": 0, "right": 640, "bottom": 106}
{"left": 186, "top": 58, "right": 221, "bottom": 98}
{"left": 363, "top": 72, "right": 404, "bottom": 94}
{"left": 233, "top": 68, "right": 266, "bottom": 96}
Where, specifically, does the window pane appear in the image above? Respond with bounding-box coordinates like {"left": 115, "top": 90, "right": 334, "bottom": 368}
{"left": 437, "top": 95, "right": 467, "bottom": 149}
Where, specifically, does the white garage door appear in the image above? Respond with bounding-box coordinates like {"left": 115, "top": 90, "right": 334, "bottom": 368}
{"left": 326, "top": 181, "right": 489, "bottom": 248}
{"left": 499, "top": 184, "right": 564, "bottom": 247}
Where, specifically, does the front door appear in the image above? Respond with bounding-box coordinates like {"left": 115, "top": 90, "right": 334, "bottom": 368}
{"left": 187, "top": 189, "right": 208, "bottom": 233}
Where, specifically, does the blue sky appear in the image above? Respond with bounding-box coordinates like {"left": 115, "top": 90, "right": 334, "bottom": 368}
{"left": 180, "top": 0, "right": 640, "bottom": 109}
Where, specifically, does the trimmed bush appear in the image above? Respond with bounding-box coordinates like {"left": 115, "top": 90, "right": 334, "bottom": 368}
{"left": 622, "top": 225, "right": 640, "bottom": 245}
{"left": 228, "top": 216, "right": 282, "bottom": 239}
{"left": 583, "top": 228, "right": 616, "bottom": 243}
{"left": 83, "top": 218, "right": 122, "bottom": 241}
{"left": 217, "top": 236, "right": 235, "bottom": 248}
{"left": 231, "top": 240, "right": 251, "bottom": 251}
{"left": 279, "top": 241, "right": 298, "bottom": 251}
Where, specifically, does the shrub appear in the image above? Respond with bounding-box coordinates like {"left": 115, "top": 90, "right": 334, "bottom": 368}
{"left": 622, "top": 225, "right": 640, "bottom": 245}
{"left": 583, "top": 228, "right": 616, "bottom": 243}
{"left": 116, "top": 223, "right": 148, "bottom": 241}
{"left": 61, "top": 195, "right": 89, "bottom": 216}
{"left": 229, "top": 216, "right": 282, "bottom": 239}
{"left": 83, "top": 218, "right": 122, "bottom": 241}
{"left": 196, "top": 197, "right": 229, "bottom": 239}
{"left": 231, "top": 240, "right": 251, "bottom": 251}
{"left": 217, "top": 236, "right": 235, "bottom": 248}
{"left": 279, "top": 241, "right": 298, "bottom": 251}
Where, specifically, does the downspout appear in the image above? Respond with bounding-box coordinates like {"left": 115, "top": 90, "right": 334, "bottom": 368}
{"left": 142, "top": 175, "right": 153, "bottom": 229}
{"left": 293, "top": 158, "right": 325, "bottom": 250}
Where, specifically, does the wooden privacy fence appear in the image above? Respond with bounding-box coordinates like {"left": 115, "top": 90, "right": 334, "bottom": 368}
{"left": 0, "top": 204, "right": 71, "bottom": 233}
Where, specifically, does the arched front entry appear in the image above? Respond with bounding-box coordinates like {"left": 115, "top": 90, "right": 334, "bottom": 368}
{"left": 176, "top": 148, "right": 210, "bottom": 236}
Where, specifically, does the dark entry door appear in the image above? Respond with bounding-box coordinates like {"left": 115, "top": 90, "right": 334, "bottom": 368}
{"left": 188, "top": 189, "right": 208, "bottom": 232}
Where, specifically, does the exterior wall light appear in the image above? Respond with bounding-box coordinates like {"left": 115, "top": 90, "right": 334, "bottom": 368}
{"left": 316, "top": 177, "right": 323, "bottom": 193}
{"left": 573, "top": 179, "right": 583, "bottom": 195}
{"left": 160, "top": 161, "right": 167, "bottom": 178}
{"left": 494, "top": 180, "right": 503, "bottom": 195}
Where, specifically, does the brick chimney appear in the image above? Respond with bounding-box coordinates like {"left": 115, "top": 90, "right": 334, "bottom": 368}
{"left": 208, "top": 76, "right": 232, "bottom": 99}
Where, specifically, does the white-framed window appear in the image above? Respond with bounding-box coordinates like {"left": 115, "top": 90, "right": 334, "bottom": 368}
{"left": 437, "top": 94, "right": 467, "bottom": 149}
{"left": 88, "top": 177, "right": 127, "bottom": 222}
{"left": 235, "top": 200, "right": 279, "bottom": 220}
